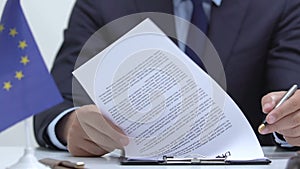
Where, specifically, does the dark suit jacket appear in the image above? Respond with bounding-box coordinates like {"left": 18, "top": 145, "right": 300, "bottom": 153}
{"left": 34, "top": 0, "right": 300, "bottom": 149}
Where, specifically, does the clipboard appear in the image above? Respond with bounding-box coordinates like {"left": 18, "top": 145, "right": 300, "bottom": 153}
{"left": 120, "top": 152, "right": 271, "bottom": 165}
{"left": 120, "top": 156, "right": 271, "bottom": 165}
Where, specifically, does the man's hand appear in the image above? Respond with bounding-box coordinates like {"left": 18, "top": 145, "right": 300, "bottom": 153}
{"left": 259, "top": 90, "right": 300, "bottom": 146}
{"left": 57, "top": 104, "right": 129, "bottom": 156}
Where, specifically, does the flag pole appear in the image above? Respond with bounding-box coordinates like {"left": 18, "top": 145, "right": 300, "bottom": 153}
{"left": 6, "top": 118, "right": 50, "bottom": 169}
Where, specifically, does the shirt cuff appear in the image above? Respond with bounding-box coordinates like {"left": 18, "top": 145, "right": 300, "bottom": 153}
{"left": 273, "top": 132, "right": 293, "bottom": 148}
{"left": 47, "top": 107, "right": 79, "bottom": 150}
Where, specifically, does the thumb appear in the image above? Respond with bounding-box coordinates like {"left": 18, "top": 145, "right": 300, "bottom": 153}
{"left": 261, "top": 91, "right": 285, "bottom": 113}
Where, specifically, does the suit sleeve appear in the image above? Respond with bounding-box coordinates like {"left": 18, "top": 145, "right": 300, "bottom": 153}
{"left": 265, "top": 0, "right": 300, "bottom": 91}
{"left": 33, "top": 0, "right": 103, "bottom": 149}
{"left": 265, "top": 0, "right": 300, "bottom": 149}
{"left": 33, "top": 0, "right": 145, "bottom": 149}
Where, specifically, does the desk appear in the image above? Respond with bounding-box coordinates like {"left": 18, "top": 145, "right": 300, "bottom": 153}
{"left": 0, "top": 146, "right": 297, "bottom": 169}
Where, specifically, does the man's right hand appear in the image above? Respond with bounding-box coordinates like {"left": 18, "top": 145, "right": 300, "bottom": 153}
{"left": 57, "top": 104, "right": 129, "bottom": 156}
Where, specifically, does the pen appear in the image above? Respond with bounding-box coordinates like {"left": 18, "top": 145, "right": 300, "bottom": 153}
{"left": 258, "top": 84, "right": 298, "bottom": 132}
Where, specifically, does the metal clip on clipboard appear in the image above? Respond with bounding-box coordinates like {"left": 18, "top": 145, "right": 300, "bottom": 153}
{"left": 163, "top": 151, "right": 230, "bottom": 164}
{"left": 163, "top": 156, "right": 226, "bottom": 164}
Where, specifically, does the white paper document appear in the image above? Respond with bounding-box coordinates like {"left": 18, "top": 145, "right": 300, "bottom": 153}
{"left": 73, "top": 19, "right": 265, "bottom": 161}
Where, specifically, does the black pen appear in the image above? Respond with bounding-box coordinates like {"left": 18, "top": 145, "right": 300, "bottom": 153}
{"left": 258, "top": 84, "right": 298, "bottom": 132}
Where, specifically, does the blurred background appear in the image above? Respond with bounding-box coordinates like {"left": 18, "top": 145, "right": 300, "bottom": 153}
{"left": 0, "top": 0, "right": 75, "bottom": 147}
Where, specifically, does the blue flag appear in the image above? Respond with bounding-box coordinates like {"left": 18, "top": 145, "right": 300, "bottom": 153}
{"left": 0, "top": 0, "right": 63, "bottom": 132}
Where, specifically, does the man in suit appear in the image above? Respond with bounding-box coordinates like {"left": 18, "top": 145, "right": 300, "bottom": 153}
{"left": 34, "top": 0, "right": 300, "bottom": 156}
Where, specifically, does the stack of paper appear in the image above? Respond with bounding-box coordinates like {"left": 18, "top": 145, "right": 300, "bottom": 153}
{"left": 73, "top": 19, "right": 267, "bottom": 162}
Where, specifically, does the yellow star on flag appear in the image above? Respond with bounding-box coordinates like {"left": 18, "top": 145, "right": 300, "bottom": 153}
{"left": 0, "top": 24, "right": 4, "bottom": 32}
{"left": 3, "top": 81, "right": 12, "bottom": 91}
{"left": 15, "top": 71, "right": 24, "bottom": 80}
{"left": 20, "top": 56, "right": 30, "bottom": 65}
{"left": 9, "top": 28, "right": 18, "bottom": 37}
{"left": 18, "top": 40, "right": 27, "bottom": 49}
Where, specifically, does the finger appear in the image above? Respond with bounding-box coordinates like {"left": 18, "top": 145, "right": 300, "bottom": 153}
{"left": 67, "top": 117, "right": 108, "bottom": 156}
{"left": 68, "top": 138, "right": 108, "bottom": 157}
{"left": 71, "top": 105, "right": 128, "bottom": 155}
{"left": 82, "top": 120, "right": 126, "bottom": 150}
{"left": 261, "top": 91, "right": 285, "bottom": 113}
{"left": 276, "top": 110, "right": 300, "bottom": 137}
{"left": 278, "top": 125, "right": 300, "bottom": 138}
{"left": 76, "top": 105, "right": 129, "bottom": 146}
{"left": 260, "top": 110, "right": 300, "bottom": 134}
{"left": 266, "top": 90, "right": 300, "bottom": 124}
{"left": 100, "top": 114, "right": 128, "bottom": 139}
{"left": 284, "top": 136, "right": 300, "bottom": 147}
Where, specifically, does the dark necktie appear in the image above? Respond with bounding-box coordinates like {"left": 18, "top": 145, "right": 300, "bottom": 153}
{"left": 185, "top": 0, "right": 208, "bottom": 70}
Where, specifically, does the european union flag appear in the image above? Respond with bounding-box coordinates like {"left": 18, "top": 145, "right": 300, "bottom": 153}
{"left": 0, "top": 0, "right": 63, "bottom": 132}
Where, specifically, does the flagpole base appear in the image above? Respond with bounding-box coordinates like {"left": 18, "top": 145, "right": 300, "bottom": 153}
{"left": 6, "top": 147, "right": 50, "bottom": 169}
